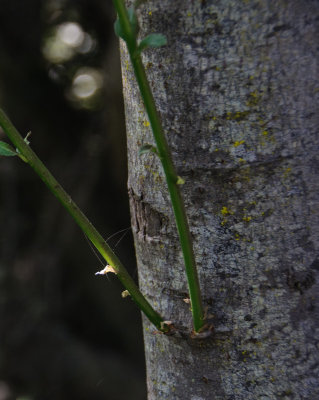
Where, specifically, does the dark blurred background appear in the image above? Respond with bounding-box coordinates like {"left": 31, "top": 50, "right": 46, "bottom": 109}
{"left": 0, "top": 1, "right": 146, "bottom": 399}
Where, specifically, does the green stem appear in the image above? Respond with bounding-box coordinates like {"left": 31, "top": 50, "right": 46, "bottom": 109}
{"left": 112, "top": 0, "right": 205, "bottom": 331}
{"left": 0, "top": 107, "right": 166, "bottom": 332}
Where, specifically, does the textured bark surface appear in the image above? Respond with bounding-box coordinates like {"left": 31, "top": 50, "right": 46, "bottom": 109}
{"left": 120, "top": 0, "right": 319, "bottom": 398}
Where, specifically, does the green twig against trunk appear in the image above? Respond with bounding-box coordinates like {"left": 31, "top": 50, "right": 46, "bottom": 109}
{"left": 0, "top": 107, "right": 166, "bottom": 332}
{"left": 112, "top": 0, "right": 205, "bottom": 332}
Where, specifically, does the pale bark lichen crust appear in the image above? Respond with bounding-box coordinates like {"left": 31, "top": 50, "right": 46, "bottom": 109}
{"left": 121, "top": 0, "right": 319, "bottom": 398}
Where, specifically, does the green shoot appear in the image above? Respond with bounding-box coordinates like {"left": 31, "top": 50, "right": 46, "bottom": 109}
{"left": 112, "top": 0, "right": 205, "bottom": 332}
{"left": 0, "top": 107, "right": 167, "bottom": 333}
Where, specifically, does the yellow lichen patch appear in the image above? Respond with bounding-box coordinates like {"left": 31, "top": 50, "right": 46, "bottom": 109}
{"left": 148, "top": 11, "right": 152, "bottom": 16}
{"left": 246, "top": 91, "right": 261, "bottom": 107}
{"left": 259, "top": 128, "right": 276, "bottom": 147}
{"left": 226, "top": 111, "right": 250, "bottom": 121}
{"left": 234, "top": 140, "right": 245, "bottom": 147}
{"left": 143, "top": 120, "right": 150, "bottom": 127}
{"left": 221, "top": 206, "right": 233, "bottom": 216}
{"left": 125, "top": 59, "right": 130, "bottom": 71}
{"left": 243, "top": 216, "right": 252, "bottom": 222}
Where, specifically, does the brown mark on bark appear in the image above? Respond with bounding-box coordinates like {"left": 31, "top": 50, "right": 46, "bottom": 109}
{"left": 128, "top": 187, "right": 168, "bottom": 243}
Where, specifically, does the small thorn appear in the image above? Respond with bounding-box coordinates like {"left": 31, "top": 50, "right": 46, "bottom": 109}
{"left": 24, "top": 131, "right": 32, "bottom": 145}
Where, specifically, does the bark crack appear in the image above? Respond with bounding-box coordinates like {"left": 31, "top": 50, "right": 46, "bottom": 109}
{"left": 128, "top": 187, "right": 168, "bottom": 243}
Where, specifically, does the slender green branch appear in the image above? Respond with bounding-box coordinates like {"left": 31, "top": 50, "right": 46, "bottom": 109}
{"left": 112, "top": 0, "right": 205, "bottom": 331}
{"left": 0, "top": 107, "right": 166, "bottom": 332}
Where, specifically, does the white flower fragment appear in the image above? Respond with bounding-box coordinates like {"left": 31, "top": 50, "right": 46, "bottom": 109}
{"left": 121, "top": 290, "right": 130, "bottom": 298}
{"left": 95, "top": 265, "right": 116, "bottom": 275}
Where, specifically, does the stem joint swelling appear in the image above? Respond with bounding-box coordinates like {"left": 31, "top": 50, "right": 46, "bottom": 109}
{"left": 112, "top": 0, "right": 205, "bottom": 332}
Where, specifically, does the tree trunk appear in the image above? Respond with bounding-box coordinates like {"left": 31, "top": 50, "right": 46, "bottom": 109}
{"left": 120, "top": 0, "right": 319, "bottom": 398}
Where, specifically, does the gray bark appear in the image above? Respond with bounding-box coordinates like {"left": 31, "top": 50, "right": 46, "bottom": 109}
{"left": 120, "top": 0, "right": 319, "bottom": 398}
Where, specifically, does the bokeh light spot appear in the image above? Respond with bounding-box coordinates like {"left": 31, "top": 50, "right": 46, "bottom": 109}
{"left": 71, "top": 68, "right": 103, "bottom": 99}
{"left": 57, "top": 22, "right": 84, "bottom": 47}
